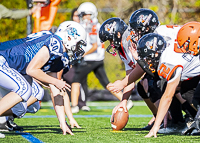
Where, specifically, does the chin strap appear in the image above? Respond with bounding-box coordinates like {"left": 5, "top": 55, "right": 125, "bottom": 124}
{"left": 136, "top": 60, "right": 155, "bottom": 77}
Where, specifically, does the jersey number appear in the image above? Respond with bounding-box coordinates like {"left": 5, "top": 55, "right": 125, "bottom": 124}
{"left": 158, "top": 63, "right": 170, "bottom": 79}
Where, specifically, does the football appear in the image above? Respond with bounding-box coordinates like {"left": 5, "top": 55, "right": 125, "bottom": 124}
{"left": 111, "top": 107, "right": 129, "bottom": 130}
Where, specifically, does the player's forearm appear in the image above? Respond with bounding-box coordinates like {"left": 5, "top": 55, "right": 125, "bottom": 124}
{"left": 27, "top": 69, "right": 58, "bottom": 86}
{"left": 122, "top": 64, "right": 144, "bottom": 87}
{"left": 153, "top": 79, "right": 179, "bottom": 129}
{"left": 63, "top": 94, "right": 74, "bottom": 120}
{"left": 50, "top": 85, "right": 66, "bottom": 127}
{"left": 122, "top": 82, "right": 135, "bottom": 100}
{"left": 153, "top": 93, "right": 172, "bottom": 128}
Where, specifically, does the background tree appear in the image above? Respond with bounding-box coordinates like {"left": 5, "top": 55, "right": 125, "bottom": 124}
{"left": 1, "top": 0, "right": 200, "bottom": 89}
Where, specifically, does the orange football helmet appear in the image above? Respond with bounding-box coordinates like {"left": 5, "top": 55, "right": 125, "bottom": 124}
{"left": 175, "top": 21, "right": 200, "bottom": 56}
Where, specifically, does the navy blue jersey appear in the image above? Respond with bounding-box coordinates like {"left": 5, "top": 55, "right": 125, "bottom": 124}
{"left": 0, "top": 31, "right": 70, "bottom": 74}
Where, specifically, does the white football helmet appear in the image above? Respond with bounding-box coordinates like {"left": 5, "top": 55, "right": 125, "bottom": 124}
{"left": 77, "top": 2, "right": 98, "bottom": 21}
{"left": 55, "top": 21, "right": 87, "bottom": 64}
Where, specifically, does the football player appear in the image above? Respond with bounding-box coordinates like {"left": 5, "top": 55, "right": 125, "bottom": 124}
{"left": 106, "top": 9, "right": 198, "bottom": 131}
{"left": 0, "top": 21, "right": 86, "bottom": 135}
{"left": 135, "top": 22, "right": 200, "bottom": 137}
{"left": 99, "top": 15, "right": 163, "bottom": 129}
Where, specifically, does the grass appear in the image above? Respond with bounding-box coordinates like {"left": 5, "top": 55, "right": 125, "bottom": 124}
{"left": 1, "top": 101, "right": 200, "bottom": 143}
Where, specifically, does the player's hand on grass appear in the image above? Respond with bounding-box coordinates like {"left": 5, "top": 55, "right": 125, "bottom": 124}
{"left": 70, "top": 118, "right": 81, "bottom": 128}
{"left": 107, "top": 80, "right": 125, "bottom": 93}
{"left": 145, "top": 126, "right": 160, "bottom": 138}
{"left": 60, "top": 123, "right": 74, "bottom": 135}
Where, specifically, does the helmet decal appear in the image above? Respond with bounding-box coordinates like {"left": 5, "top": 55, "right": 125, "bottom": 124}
{"left": 67, "top": 27, "right": 80, "bottom": 38}
{"left": 145, "top": 37, "right": 157, "bottom": 51}
{"left": 137, "top": 14, "right": 152, "bottom": 26}
{"left": 104, "top": 21, "right": 117, "bottom": 34}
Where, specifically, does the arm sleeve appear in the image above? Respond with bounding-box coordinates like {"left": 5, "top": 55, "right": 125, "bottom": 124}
{"left": 0, "top": 4, "right": 29, "bottom": 20}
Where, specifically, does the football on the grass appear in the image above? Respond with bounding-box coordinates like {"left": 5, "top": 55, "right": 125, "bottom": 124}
{"left": 111, "top": 107, "right": 129, "bottom": 130}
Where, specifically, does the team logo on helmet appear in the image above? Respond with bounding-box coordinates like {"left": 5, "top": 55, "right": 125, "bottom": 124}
{"left": 104, "top": 21, "right": 116, "bottom": 33}
{"left": 145, "top": 37, "right": 164, "bottom": 51}
{"left": 137, "top": 14, "right": 152, "bottom": 26}
{"left": 67, "top": 27, "right": 80, "bottom": 38}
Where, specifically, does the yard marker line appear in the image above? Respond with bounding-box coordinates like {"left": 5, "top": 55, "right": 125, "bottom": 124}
{"left": 41, "top": 101, "right": 147, "bottom": 107}
{"left": 23, "top": 115, "right": 153, "bottom": 118}
{"left": 16, "top": 131, "right": 43, "bottom": 143}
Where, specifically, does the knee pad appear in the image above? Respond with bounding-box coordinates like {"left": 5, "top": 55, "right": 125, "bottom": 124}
{"left": 26, "top": 101, "right": 40, "bottom": 113}
{"left": 137, "top": 82, "right": 149, "bottom": 99}
{"left": 11, "top": 102, "right": 27, "bottom": 118}
{"left": 32, "top": 80, "right": 44, "bottom": 101}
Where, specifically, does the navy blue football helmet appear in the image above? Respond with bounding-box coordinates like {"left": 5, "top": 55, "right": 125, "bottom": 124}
{"left": 137, "top": 33, "right": 166, "bottom": 77}
{"left": 129, "top": 9, "right": 159, "bottom": 39}
{"left": 99, "top": 17, "right": 128, "bottom": 56}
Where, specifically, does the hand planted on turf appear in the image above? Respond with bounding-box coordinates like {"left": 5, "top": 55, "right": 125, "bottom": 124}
{"left": 107, "top": 80, "right": 125, "bottom": 93}
{"left": 70, "top": 118, "right": 81, "bottom": 128}
{"left": 60, "top": 122, "right": 74, "bottom": 135}
{"left": 145, "top": 126, "right": 160, "bottom": 138}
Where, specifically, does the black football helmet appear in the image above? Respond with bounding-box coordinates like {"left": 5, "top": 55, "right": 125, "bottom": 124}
{"left": 99, "top": 17, "right": 128, "bottom": 56}
{"left": 137, "top": 33, "right": 166, "bottom": 77}
{"left": 129, "top": 9, "right": 159, "bottom": 39}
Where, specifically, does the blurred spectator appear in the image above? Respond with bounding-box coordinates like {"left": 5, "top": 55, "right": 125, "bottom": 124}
{"left": 71, "top": 8, "right": 80, "bottom": 23}
{"left": 70, "top": 2, "right": 131, "bottom": 113}
{"left": 0, "top": 4, "right": 40, "bottom": 20}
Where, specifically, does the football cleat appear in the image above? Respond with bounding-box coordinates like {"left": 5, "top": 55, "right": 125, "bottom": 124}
{"left": 7, "top": 118, "right": 24, "bottom": 131}
{"left": 81, "top": 106, "right": 91, "bottom": 111}
{"left": 182, "top": 118, "right": 200, "bottom": 135}
{"left": 71, "top": 106, "right": 79, "bottom": 113}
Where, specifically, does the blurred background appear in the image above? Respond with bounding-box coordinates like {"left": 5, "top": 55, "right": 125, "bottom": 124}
{"left": 1, "top": 0, "right": 200, "bottom": 92}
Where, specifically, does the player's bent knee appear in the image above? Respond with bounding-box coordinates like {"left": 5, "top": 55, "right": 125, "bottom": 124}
{"left": 11, "top": 102, "right": 27, "bottom": 118}
{"left": 26, "top": 101, "right": 40, "bottom": 113}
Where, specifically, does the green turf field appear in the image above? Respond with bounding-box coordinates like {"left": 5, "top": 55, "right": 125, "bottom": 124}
{"left": 1, "top": 101, "right": 200, "bottom": 143}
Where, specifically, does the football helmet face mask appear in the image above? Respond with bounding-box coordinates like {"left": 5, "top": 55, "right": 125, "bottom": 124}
{"left": 77, "top": 2, "right": 98, "bottom": 23}
{"left": 129, "top": 9, "right": 159, "bottom": 41}
{"left": 99, "top": 17, "right": 128, "bottom": 56}
{"left": 137, "top": 33, "right": 166, "bottom": 77}
{"left": 55, "top": 21, "right": 87, "bottom": 65}
{"left": 175, "top": 21, "right": 200, "bottom": 56}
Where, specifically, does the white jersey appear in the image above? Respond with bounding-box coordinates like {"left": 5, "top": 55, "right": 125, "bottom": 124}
{"left": 81, "top": 21, "right": 105, "bottom": 61}
{"left": 120, "top": 28, "right": 137, "bottom": 71}
{"left": 156, "top": 25, "right": 200, "bottom": 83}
